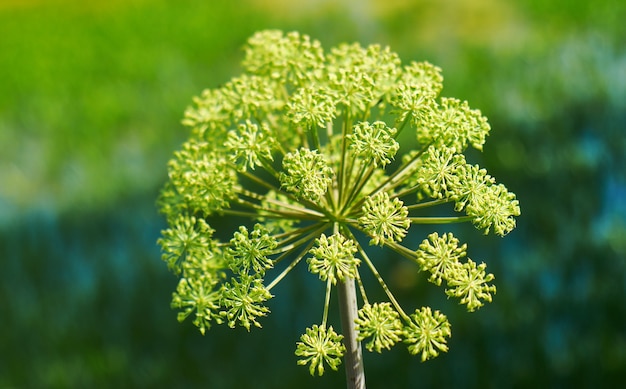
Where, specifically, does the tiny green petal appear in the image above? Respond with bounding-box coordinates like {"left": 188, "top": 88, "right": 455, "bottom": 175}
{"left": 466, "top": 183, "right": 521, "bottom": 236}
{"left": 445, "top": 259, "right": 496, "bottom": 312}
{"left": 221, "top": 275, "right": 273, "bottom": 331}
{"left": 348, "top": 121, "right": 399, "bottom": 167}
{"left": 361, "top": 44, "right": 402, "bottom": 98}
{"left": 223, "top": 74, "right": 283, "bottom": 123}
{"left": 158, "top": 214, "right": 215, "bottom": 275}
{"left": 413, "top": 145, "right": 466, "bottom": 199}
{"left": 296, "top": 325, "right": 345, "bottom": 376}
{"left": 359, "top": 192, "right": 410, "bottom": 246}
{"left": 225, "top": 120, "right": 276, "bottom": 172}
{"left": 243, "top": 30, "right": 325, "bottom": 85}
{"left": 415, "top": 232, "right": 467, "bottom": 286}
{"left": 452, "top": 164, "right": 496, "bottom": 212}
{"left": 171, "top": 274, "right": 223, "bottom": 335}
{"left": 286, "top": 85, "right": 337, "bottom": 128}
{"left": 227, "top": 224, "right": 277, "bottom": 276}
{"left": 168, "top": 141, "right": 238, "bottom": 215}
{"left": 400, "top": 61, "right": 444, "bottom": 96}
{"left": 418, "top": 97, "right": 490, "bottom": 153}
{"left": 308, "top": 233, "right": 360, "bottom": 284}
{"left": 355, "top": 303, "right": 403, "bottom": 353}
{"left": 327, "top": 64, "right": 374, "bottom": 116}
{"left": 404, "top": 307, "right": 451, "bottom": 362}
{"left": 390, "top": 83, "right": 436, "bottom": 128}
{"left": 280, "top": 148, "right": 334, "bottom": 202}
{"left": 182, "top": 87, "right": 233, "bottom": 139}
{"left": 390, "top": 61, "right": 442, "bottom": 127}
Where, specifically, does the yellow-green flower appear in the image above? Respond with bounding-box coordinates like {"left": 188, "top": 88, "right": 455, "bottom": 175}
{"left": 158, "top": 29, "right": 520, "bottom": 378}
{"left": 296, "top": 325, "right": 345, "bottom": 376}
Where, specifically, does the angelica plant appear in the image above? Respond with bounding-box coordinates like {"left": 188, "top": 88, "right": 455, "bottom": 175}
{"left": 158, "top": 30, "right": 520, "bottom": 388}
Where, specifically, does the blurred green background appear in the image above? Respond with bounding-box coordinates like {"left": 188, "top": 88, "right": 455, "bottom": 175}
{"left": 1, "top": 0, "right": 625, "bottom": 387}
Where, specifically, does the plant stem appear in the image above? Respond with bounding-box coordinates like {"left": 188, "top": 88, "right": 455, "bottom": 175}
{"left": 337, "top": 277, "right": 366, "bottom": 389}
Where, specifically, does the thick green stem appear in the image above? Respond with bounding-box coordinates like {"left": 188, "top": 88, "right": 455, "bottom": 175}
{"left": 337, "top": 277, "right": 366, "bottom": 389}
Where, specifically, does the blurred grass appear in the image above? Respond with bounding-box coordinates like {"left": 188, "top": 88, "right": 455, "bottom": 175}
{"left": 0, "top": 0, "right": 269, "bottom": 220}
{"left": 1, "top": 0, "right": 625, "bottom": 387}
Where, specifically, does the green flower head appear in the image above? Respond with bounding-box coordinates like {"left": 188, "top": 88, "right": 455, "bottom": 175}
{"left": 221, "top": 274, "right": 273, "bottom": 331}
{"left": 404, "top": 307, "right": 452, "bottom": 362}
{"left": 158, "top": 29, "right": 520, "bottom": 378}
{"left": 355, "top": 303, "right": 403, "bottom": 353}
{"left": 308, "top": 232, "right": 360, "bottom": 284}
{"left": 358, "top": 192, "right": 410, "bottom": 246}
{"left": 445, "top": 259, "right": 497, "bottom": 312}
{"left": 348, "top": 121, "right": 399, "bottom": 167}
{"left": 280, "top": 147, "right": 334, "bottom": 203}
{"left": 416, "top": 232, "right": 467, "bottom": 286}
{"left": 296, "top": 325, "right": 345, "bottom": 376}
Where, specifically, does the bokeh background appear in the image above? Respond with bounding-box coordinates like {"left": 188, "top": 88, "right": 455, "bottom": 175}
{"left": 1, "top": 0, "right": 625, "bottom": 387}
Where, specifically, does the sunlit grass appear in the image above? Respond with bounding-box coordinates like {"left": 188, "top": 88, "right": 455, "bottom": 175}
{"left": 0, "top": 0, "right": 266, "bottom": 216}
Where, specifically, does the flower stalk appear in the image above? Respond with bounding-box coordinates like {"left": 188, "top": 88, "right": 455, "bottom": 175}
{"left": 337, "top": 277, "right": 366, "bottom": 389}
